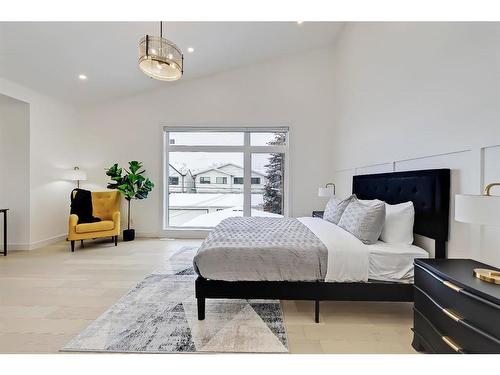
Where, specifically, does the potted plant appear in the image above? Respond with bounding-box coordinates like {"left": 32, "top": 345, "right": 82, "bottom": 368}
{"left": 106, "top": 161, "right": 154, "bottom": 241}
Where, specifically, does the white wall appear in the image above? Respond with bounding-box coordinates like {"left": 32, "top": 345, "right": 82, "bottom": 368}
{"left": 0, "top": 94, "right": 30, "bottom": 247}
{"left": 328, "top": 23, "right": 500, "bottom": 266}
{"left": 4, "top": 22, "right": 499, "bottom": 264}
{"left": 0, "top": 78, "right": 80, "bottom": 248}
{"left": 78, "top": 48, "right": 337, "bottom": 236}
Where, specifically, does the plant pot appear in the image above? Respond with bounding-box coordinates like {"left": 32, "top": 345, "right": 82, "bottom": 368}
{"left": 123, "top": 229, "right": 135, "bottom": 242}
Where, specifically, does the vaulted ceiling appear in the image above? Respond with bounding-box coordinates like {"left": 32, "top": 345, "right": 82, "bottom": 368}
{"left": 0, "top": 22, "right": 343, "bottom": 105}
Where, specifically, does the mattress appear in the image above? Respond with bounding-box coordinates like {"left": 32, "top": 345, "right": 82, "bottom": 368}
{"left": 367, "top": 241, "right": 429, "bottom": 283}
{"left": 193, "top": 216, "right": 428, "bottom": 283}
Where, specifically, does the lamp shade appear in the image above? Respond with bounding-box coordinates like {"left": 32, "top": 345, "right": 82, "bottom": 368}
{"left": 318, "top": 187, "right": 335, "bottom": 198}
{"left": 68, "top": 168, "right": 87, "bottom": 181}
{"left": 455, "top": 194, "right": 500, "bottom": 226}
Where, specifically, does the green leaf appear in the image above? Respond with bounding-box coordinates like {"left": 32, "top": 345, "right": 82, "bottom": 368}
{"left": 128, "top": 174, "right": 139, "bottom": 184}
{"left": 106, "top": 164, "right": 122, "bottom": 179}
{"left": 129, "top": 161, "right": 142, "bottom": 174}
{"left": 106, "top": 161, "right": 154, "bottom": 204}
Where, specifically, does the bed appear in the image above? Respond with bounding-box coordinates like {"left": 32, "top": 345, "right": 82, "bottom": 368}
{"left": 194, "top": 169, "right": 450, "bottom": 322}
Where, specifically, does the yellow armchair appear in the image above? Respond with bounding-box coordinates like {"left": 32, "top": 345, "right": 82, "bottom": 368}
{"left": 68, "top": 191, "right": 121, "bottom": 252}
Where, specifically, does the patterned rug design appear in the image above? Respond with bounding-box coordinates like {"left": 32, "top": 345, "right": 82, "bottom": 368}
{"left": 61, "top": 246, "right": 288, "bottom": 353}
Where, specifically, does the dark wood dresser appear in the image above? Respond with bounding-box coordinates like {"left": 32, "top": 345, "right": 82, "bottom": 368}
{"left": 412, "top": 258, "right": 500, "bottom": 354}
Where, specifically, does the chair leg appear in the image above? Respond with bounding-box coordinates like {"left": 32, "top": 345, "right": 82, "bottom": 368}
{"left": 114, "top": 235, "right": 118, "bottom": 246}
{"left": 80, "top": 240, "right": 84, "bottom": 248}
{"left": 71, "top": 241, "right": 75, "bottom": 252}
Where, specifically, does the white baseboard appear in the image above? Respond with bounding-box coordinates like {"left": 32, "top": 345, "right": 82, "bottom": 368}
{"left": 29, "top": 234, "right": 67, "bottom": 250}
{"left": 4, "top": 243, "right": 31, "bottom": 251}
{"left": 7, "top": 234, "right": 67, "bottom": 251}
{"left": 135, "top": 231, "right": 164, "bottom": 238}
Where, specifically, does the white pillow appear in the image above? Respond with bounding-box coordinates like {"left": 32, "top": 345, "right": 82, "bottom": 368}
{"left": 380, "top": 201, "right": 415, "bottom": 245}
{"left": 358, "top": 198, "right": 385, "bottom": 206}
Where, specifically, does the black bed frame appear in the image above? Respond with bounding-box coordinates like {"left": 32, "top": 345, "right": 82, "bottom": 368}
{"left": 196, "top": 169, "right": 450, "bottom": 323}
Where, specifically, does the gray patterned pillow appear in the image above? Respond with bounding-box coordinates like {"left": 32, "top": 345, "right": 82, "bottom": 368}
{"left": 337, "top": 198, "right": 386, "bottom": 244}
{"left": 323, "top": 195, "right": 355, "bottom": 224}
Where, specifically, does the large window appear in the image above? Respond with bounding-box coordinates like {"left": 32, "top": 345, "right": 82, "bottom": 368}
{"left": 216, "top": 177, "right": 227, "bottom": 184}
{"left": 199, "top": 177, "right": 211, "bottom": 184}
{"left": 251, "top": 177, "right": 261, "bottom": 185}
{"left": 164, "top": 127, "right": 289, "bottom": 229}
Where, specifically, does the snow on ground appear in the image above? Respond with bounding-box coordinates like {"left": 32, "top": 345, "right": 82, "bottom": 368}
{"left": 169, "top": 193, "right": 263, "bottom": 208}
{"left": 182, "top": 206, "right": 282, "bottom": 227}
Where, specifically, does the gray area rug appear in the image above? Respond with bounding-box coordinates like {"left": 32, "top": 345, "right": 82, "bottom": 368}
{"left": 62, "top": 246, "right": 288, "bottom": 353}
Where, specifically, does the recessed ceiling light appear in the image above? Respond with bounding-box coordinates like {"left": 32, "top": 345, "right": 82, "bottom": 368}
{"left": 297, "top": 21, "right": 304, "bottom": 25}
{"left": 78, "top": 74, "right": 87, "bottom": 80}
{"left": 187, "top": 47, "right": 194, "bottom": 53}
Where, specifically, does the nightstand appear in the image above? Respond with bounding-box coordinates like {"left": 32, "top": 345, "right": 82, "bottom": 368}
{"left": 312, "top": 211, "right": 324, "bottom": 218}
{"left": 413, "top": 258, "right": 500, "bottom": 354}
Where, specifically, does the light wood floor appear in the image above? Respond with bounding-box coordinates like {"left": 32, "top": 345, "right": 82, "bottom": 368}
{"left": 0, "top": 238, "right": 416, "bottom": 354}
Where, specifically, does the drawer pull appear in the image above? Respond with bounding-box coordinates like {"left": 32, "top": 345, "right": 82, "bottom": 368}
{"left": 442, "top": 280, "right": 463, "bottom": 292}
{"left": 442, "top": 308, "right": 462, "bottom": 322}
{"left": 442, "top": 336, "right": 461, "bottom": 352}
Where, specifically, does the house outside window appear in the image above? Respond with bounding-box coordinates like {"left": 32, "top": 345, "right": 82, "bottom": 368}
{"left": 165, "top": 127, "right": 289, "bottom": 230}
{"left": 216, "top": 177, "right": 227, "bottom": 184}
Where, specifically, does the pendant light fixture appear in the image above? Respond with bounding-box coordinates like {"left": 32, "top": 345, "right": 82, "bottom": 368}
{"left": 139, "top": 21, "right": 183, "bottom": 81}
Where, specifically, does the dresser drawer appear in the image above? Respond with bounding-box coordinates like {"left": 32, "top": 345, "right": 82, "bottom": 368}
{"left": 413, "top": 308, "right": 461, "bottom": 354}
{"left": 415, "top": 264, "right": 500, "bottom": 339}
{"left": 414, "top": 287, "right": 500, "bottom": 353}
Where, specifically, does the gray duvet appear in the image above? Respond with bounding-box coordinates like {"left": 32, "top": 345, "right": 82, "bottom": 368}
{"left": 193, "top": 217, "right": 328, "bottom": 281}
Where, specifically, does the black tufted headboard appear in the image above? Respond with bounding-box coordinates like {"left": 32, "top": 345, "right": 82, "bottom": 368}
{"left": 352, "top": 169, "right": 450, "bottom": 258}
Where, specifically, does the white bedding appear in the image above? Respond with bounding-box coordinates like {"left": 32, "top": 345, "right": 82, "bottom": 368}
{"left": 298, "top": 217, "right": 428, "bottom": 283}
{"left": 367, "top": 241, "right": 428, "bottom": 283}
{"left": 298, "top": 217, "right": 369, "bottom": 282}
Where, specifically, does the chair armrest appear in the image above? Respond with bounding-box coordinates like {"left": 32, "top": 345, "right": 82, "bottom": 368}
{"left": 112, "top": 211, "right": 121, "bottom": 232}
{"left": 69, "top": 214, "right": 78, "bottom": 227}
{"left": 68, "top": 214, "right": 79, "bottom": 238}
